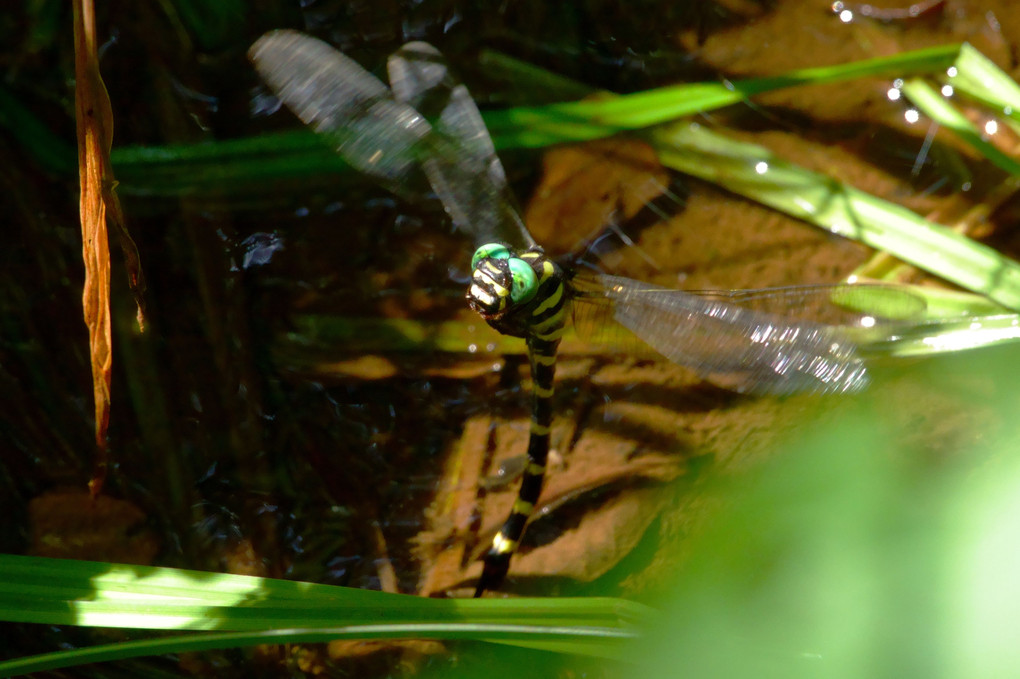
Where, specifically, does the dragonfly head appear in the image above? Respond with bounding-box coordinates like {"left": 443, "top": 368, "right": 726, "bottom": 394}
{"left": 467, "top": 243, "right": 538, "bottom": 320}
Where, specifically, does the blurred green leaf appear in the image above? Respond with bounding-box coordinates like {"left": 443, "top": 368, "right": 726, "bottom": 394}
{"left": 636, "top": 347, "right": 1020, "bottom": 678}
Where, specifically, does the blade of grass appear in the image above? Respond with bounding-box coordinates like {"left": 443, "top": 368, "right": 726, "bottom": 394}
{"left": 0, "top": 553, "right": 651, "bottom": 632}
{"left": 864, "top": 313, "right": 1020, "bottom": 357}
{"left": 899, "top": 78, "right": 1020, "bottom": 175}
{"left": 0, "top": 623, "right": 638, "bottom": 675}
{"left": 651, "top": 122, "right": 1020, "bottom": 311}
{"left": 484, "top": 44, "right": 961, "bottom": 148}
{"left": 947, "top": 44, "right": 1020, "bottom": 127}
{"left": 112, "top": 129, "right": 348, "bottom": 197}
{"left": 892, "top": 285, "right": 1011, "bottom": 318}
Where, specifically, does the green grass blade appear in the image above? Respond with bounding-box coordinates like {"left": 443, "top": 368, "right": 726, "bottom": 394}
{"left": 112, "top": 129, "right": 348, "bottom": 197}
{"left": 865, "top": 313, "right": 1020, "bottom": 358}
{"left": 899, "top": 78, "right": 1020, "bottom": 175}
{"left": 0, "top": 554, "right": 650, "bottom": 631}
{"left": 0, "top": 623, "right": 637, "bottom": 676}
{"left": 484, "top": 44, "right": 960, "bottom": 148}
{"left": 893, "top": 285, "right": 1010, "bottom": 318}
{"left": 947, "top": 43, "right": 1020, "bottom": 126}
{"left": 827, "top": 284, "right": 929, "bottom": 321}
{"left": 651, "top": 123, "right": 1020, "bottom": 310}
{"left": 0, "top": 554, "right": 652, "bottom": 673}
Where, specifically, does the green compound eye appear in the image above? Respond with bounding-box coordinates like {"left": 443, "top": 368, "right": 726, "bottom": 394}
{"left": 471, "top": 243, "right": 511, "bottom": 270}
{"left": 508, "top": 257, "right": 538, "bottom": 304}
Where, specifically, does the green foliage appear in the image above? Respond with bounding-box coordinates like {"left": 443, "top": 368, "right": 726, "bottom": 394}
{"left": 637, "top": 348, "right": 1020, "bottom": 678}
{"left": 0, "top": 555, "right": 647, "bottom": 673}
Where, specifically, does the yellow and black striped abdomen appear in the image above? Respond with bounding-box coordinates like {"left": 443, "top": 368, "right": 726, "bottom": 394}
{"left": 475, "top": 252, "right": 568, "bottom": 596}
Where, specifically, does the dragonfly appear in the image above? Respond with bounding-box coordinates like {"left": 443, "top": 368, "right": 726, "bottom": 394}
{"left": 249, "top": 30, "right": 923, "bottom": 596}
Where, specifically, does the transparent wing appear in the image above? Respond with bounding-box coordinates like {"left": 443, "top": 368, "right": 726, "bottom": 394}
{"left": 571, "top": 275, "right": 928, "bottom": 395}
{"left": 688, "top": 284, "right": 927, "bottom": 325}
{"left": 249, "top": 31, "right": 535, "bottom": 251}
{"left": 249, "top": 30, "right": 431, "bottom": 190}
{"left": 387, "top": 42, "right": 535, "bottom": 251}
